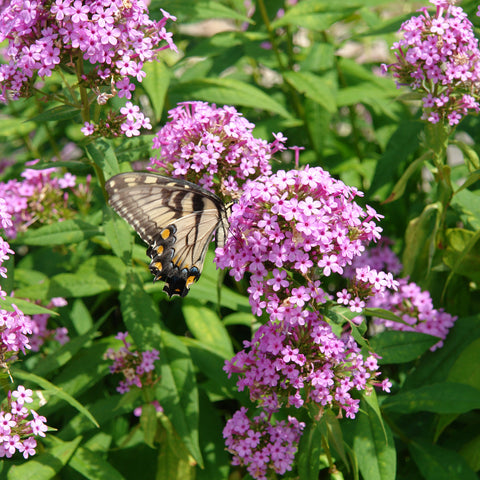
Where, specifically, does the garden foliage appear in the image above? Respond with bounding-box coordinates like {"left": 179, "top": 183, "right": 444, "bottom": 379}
{"left": 0, "top": 0, "right": 479, "bottom": 479}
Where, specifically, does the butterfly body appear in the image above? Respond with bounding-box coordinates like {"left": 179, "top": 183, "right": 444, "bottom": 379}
{"left": 105, "top": 172, "right": 228, "bottom": 297}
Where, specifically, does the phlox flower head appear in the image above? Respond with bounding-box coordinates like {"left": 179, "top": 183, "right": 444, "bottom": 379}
{"left": 0, "top": 385, "right": 47, "bottom": 459}
{"left": 0, "top": 161, "right": 81, "bottom": 238}
{"left": 104, "top": 332, "right": 160, "bottom": 394}
{"left": 0, "top": 201, "right": 34, "bottom": 360}
{"left": 223, "top": 407, "right": 305, "bottom": 480}
{"left": 216, "top": 166, "right": 384, "bottom": 323}
{"left": 384, "top": 0, "right": 480, "bottom": 126}
{"left": 149, "top": 101, "right": 287, "bottom": 196}
{"left": 369, "top": 278, "right": 457, "bottom": 351}
{"left": 346, "top": 241, "right": 457, "bottom": 350}
{"left": 224, "top": 311, "right": 390, "bottom": 416}
{"left": 0, "top": 1, "right": 176, "bottom": 104}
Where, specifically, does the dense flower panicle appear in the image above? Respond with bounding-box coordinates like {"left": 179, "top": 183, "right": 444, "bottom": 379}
{"left": 369, "top": 278, "right": 457, "bottom": 351}
{"left": 149, "top": 101, "right": 286, "bottom": 196}
{"left": 0, "top": 386, "right": 47, "bottom": 458}
{"left": 224, "top": 311, "right": 390, "bottom": 416}
{"left": 0, "top": 204, "right": 45, "bottom": 458}
{"left": 216, "top": 166, "right": 384, "bottom": 323}
{"left": 0, "top": 161, "right": 86, "bottom": 238}
{"left": 346, "top": 241, "right": 457, "bottom": 350}
{"left": 384, "top": 0, "right": 480, "bottom": 126}
{"left": 0, "top": 201, "right": 33, "bottom": 359}
{"left": 0, "top": 1, "right": 176, "bottom": 137}
{"left": 0, "top": 1, "right": 176, "bottom": 102}
{"left": 104, "top": 332, "right": 160, "bottom": 394}
{"left": 223, "top": 407, "right": 305, "bottom": 480}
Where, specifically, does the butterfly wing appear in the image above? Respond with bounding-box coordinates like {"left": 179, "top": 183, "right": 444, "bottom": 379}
{"left": 105, "top": 172, "right": 228, "bottom": 297}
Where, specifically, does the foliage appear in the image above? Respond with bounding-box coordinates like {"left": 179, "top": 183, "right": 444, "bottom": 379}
{"left": 0, "top": 0, "right": 480, "bottom": 479}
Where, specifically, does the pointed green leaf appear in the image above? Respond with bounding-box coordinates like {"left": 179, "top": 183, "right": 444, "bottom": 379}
{"left": 409, "top": 440, "right": 477, "bottom": 480}
{"left": 173, "top": 78, "right": 292, "bottom": 119}
{"left": 283, "top": 71, "right": 336, "bottom": 112}
{"left": 354, "top": 396, "right": 396, "bottom": 480}
{"left": 16, "top": 219, "right": 101, "bottom": 246}
{"left": 382, "top": 382, "right": 480, "bottom": 414}
{"left": 369, "top": 331, "right": 440, "bottom": 364}
{"left": 7, "top": 436, "right": 82, "bottom": 480}
{"left": 402, "top": 202, "right": 442, "bottom": 280}
{"left": 182, "top": 300, "right": 233, "bottom": 358}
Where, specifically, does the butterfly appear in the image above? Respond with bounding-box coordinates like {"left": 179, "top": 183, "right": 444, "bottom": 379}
{"left": 105, "top": 172, "right": 229, "bottom": 297}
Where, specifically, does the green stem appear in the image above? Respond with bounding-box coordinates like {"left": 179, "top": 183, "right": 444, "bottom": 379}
{"left": 75, "top": 57, "right": 90, "bottom": 123}
{"left": 424, "top": 122, "right": 453, "bottom": 244}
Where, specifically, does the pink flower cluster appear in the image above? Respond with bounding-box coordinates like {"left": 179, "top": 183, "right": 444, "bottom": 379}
{"left": 104, "top": 332, "right": 160, "bottom": 394}
{"left": 216, "top": 166, "right": 388, "bottom": 322}
{"left": 29, "top": 297, "right": 69, "bottom": 352}
{"left": 225, "top": 311, "right": 391, "bottom": 417}
{"left": 347, "top": 240, "right": 457, "bottom": 350}
{"left": 81, "top": 101, "right": 152, "bottom": 138}
{"left": 0, "top": 386, "right": 48, "bottom": 458}
{"left": 0, "top": 161, "right": 79, "bottom": 238}
{"left": 0, "top": 203, "right": 45, "bottom": 458}
{"left": 0, "top": 199, "right": 33, "bottom": 359}
{"left": 384, "top": 0, "right": 480, "bottom": 126}
{"left": 223, "top": 407, "right": 304, "bottom": 480}
{"left": 149, "top": 101, "right": 286, "bottom": 196}
{"left": 370, "top": 278, "right": 457, "bottom": 351}
{"left": 0, "top": 0, "right": 176, "bottom": 103}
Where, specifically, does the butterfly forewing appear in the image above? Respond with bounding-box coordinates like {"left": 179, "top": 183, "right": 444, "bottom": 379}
{"left": 105, "top": 172, "right": 228, "bottom": 297}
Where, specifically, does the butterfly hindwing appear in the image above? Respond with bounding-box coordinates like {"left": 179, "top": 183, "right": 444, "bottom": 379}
{"left": 105, "top": 172, "right": 228, "bottom": 297}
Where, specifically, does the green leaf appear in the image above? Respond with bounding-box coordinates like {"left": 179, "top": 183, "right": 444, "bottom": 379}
{"left": 86, "top": 140, "right": 120, "bottom": 180}
{"left": 443, "top": 228, "right": 480, "bottom": 284}
{"left": 16, "top": 219, "right": 101, "bottom": 246}
{"left": 142, "top": 60, "right": 171, "bottom": 123}
{"left": 182, "top": 300, "right": 233, "bottom": 358}
{"left": 459, "top": 434, "right": 480, "bottom": 472}
{"left": 402, "top": 202, "right": 442, "bottom": 281}
{"left": 47, "top": 255, "right": 126, "bottom": 297}
{"left": 172, "top": 78, "right": 292, "bottom": 119}
{"left": 404, "top": 315, "right": 480, "bottom": 389}
{"left": 103, "top": 205, "right": 133, "bottom": 264}
{"left": 455, "top": 169, "right": 480, "bottom": 194}
{"left": 162, "top": 0, "right": 252, "bottom": 23}
{"left": 59, "top": 395, "right": 133, "bottom": 439}
{"left": 354, "top": 396, "right": 396, "bottom": 480}
{"left": 364, "top": 307, "right": 404, "bottom": 324}
{"left": 383, "top": 152, "right": 430, "bottom": 203}
{"left": 297, "top": 419, "right": 323, "bottom": 480}
{"left": 182, "top": 337, "right": 248, "bottom": 402}
{"left": 7, "top": 436, "right": 82, "bottom": 480}
{"left": 369, "top": 331, "right": 440, "bottom": 364}
{"left": 11, "top": 368, "right": 99, "bottom": 428}
{"left": 322, "top": 410, "right": 349, "bottom": 469}
{"left": 140, "top": 402, "right": 158, "bottom": 448}
{"left": 68, "top": 445, "right": 127, "bottom": 480}
{"left": 28, "top": 105, "right": 81, "bottom": 124}
{"left": 33, "top": 312, "right": 110, "bottom": 377}
{"left": 0, "top": 297, "right": 57, "bottom": 316}
{"left": 197, "top": 392, "right": 230, "bottom": 480}
{"left": 368, "top": 120, "right": 423, "bottom": 201}
{"left": 119, "top": 271, "right": 203, "bottom": 468}
{"left": 382, "top": 382, "right": 480, "bottom": 414}
{"left": 156, "top": 330, "right": 203, "bottom": 468}
{"left": 409, "top": 440, "right": 478, "bottom": 480}
{"left": 40, "top": 338, "right": 115, "bottom": 417}
{"left": 156, "top": 413, "right": 196, "bottom": 480}
{"left": 283, "top": 71, "right": 336, "bottom": 113}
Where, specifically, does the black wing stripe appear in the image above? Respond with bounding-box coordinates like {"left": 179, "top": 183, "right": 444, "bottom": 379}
{"left": 105, "top": 172, "right": 228, "bottom": 297}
